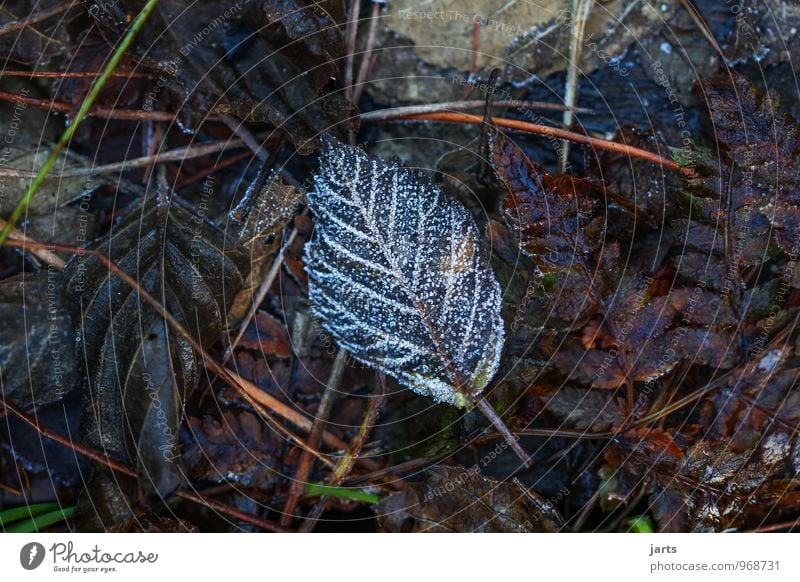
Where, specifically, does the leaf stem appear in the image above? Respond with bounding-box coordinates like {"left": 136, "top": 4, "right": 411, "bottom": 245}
{"left": 0, "top": 0, "right": 159, "bottom": 246}
{"left": 475, "top": 398, "right": 531, "bottom": 468}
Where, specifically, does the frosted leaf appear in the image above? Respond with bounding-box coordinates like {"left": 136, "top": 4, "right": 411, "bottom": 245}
{"left": 304, "top": 139, "right": 505, "bottom": 406}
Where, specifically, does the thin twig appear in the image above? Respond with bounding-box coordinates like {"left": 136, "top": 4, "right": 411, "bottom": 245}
{"left": 220, "top": 113, "right": 268, "bottom": 162}
{"left": 174, "top": 150, "right": 252, "bottom": 189}
{"left": 560, "top": 0, "right": 593, "bottom": 171}
{"left": 0, "top": 70, "right": 149, "bottom": 79}
{"left": 678, "top": 0, "right": 726, "bottom": 62}
{"left": 359, "top": 100, "right": 590, "bottom": 122}
{"left": 395, "top": 111, "right": 685, "bottom": 173}
{"left": 0, "top": 218, "right": 65, "bottom": 269}
{"left": 475, "top": 398, "right": 531, "bottom": 468}
{"left": 748, "top": 520, "right": 800, "bottom": 533}
{"left": 300, "top": 371, "right": 389, "bottom": 531}
{"left": 0, "top": 90, "right": 182, "bottom": 122}
{"left": 343, "top": 0, "right": 359, "bottom": 102}
{"left": 571, "top": 487, "right": 600, "bottom": 531}
{"left": 0, "top": 1, "right": 78, "bottom": 37}
{"left": 0, "top": 395, "right": 135, "bottom": 476}
{"left": 172, "top": 490, "right": 286, "bottom": 532}
{"left": 0, "top": 136, "right": 261, "bottom": 179}
{"left": 468, "top": 19, "right": 480, "bottom": 83}
{"left": 343, "top": 456, "right": 442, "bottom": 488}
{"left": 329, "top": 372, "right": 387, "bottom": 485}
{"left": 352, "top": 1, "right": 381, "bottom": 104}
{"left": 140, "top": 120, "right": 163, "bottom": 186}
{"left": 281, "top": 349, "right": 348, "bottom": 527}
{"left": 477, "top": 427, "right": 615, "bottom": 441}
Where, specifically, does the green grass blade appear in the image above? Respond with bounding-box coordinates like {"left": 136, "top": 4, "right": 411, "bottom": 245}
{"left": 0, "top": 502, "right": 61, "bottom": 527}
{"left": 622, "top": 515, "right": 655, "bottom": 533}
{"left": 304, "top": 483, "right": 381, "bottom": 504}
{"left": 0, "top": 0, "right": 160, "bottom": 246}
{"left": 4, "top": 507, "right": 76, "bottom": 533}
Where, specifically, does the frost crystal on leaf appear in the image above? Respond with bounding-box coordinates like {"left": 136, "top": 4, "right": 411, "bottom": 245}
{"left": 304, "top": 139, "right": 505, "bottom": 406}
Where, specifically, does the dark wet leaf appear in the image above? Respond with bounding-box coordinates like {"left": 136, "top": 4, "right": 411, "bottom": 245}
{"left": 0, "top": 1, "right": 78, "bottom": 65}
{"left": 658, "top": 437, "right": 800, "bottom": 532}
{"left": 527, "top": 386, "right": 625, "bottom": 432}
{"left": 589, "top": 127, "right": 680, "bottom": 227}
{"left": 63, "top": 175, "right": 296, "bottom": 519}
{"left": 552, "top": 282, "right": 738, "bottom": 389}
{"left": 63, "top": 195, "right": 251, "bottom": 501}
{"left": 706, "top": 73, "right": 800, "bottom": 259}
{"left": 488, "top": 129, "right": 606, "bottom": 322}
{"left": 86, "top": 0, "right": 357, "bottom": 153}
{"left": 0, "top": 273, "right": 75, "bottom": 410}
{"left": 609, "top": 423, "right": 800, "bottom": 532}
{"left": 235, "top": 312, "right": 292, "bottom": 357}
{"left": 376, "top": 465, "right": 564, "bottom": 532}
{"left": 181, "top": 410, "right": 280, "bottom": 489}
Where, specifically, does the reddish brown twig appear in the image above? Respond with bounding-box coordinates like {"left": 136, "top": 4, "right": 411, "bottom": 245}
{"left": 174, "top": 490, "right": 285, "bottom": 532}
{"left": 394, "top": 111, "right": 685, "bottom": 174}
{"left": 0, "top": 217, "right": 65, "bottom": 269}
{"left": 0, "top": 90, "right": 178, "bottom": 122}
{"left": 299, "top": 371, "right": 389, "bottom": 531}
{"left": 748, "top": 520, "right": 800, "bottom": 533}
{"left": 352, "top": 1, "right": 381, "bottom": 104}
{"left": 0, "top": 395, "right": 135, "bottom": 477}
{"left": 281, "top": 350, "right": 346, "bottom": 526}
{"left": 174, "top": 150, "right": 252, "bottom": 189}
{"left": 0, "top": 70, "right": 149, "bottom": 79}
